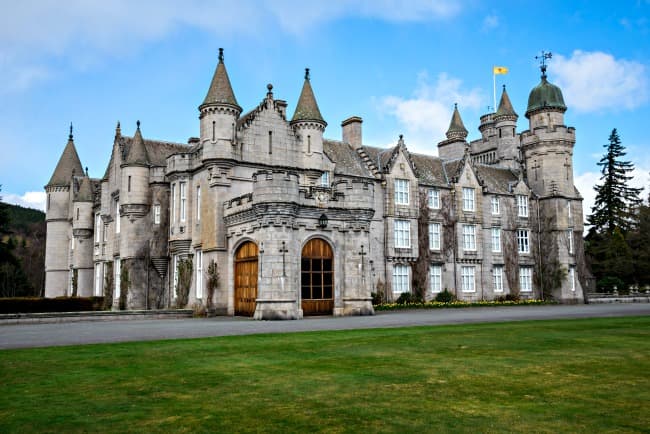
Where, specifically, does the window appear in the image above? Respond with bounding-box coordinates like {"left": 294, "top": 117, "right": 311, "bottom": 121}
{"left": 94, "top": 263, "right": 102, "bottom": 297}
{"left": 462, "top": 187, "right": 475, "bottom": 211}
{"left": 491, "top": 227, "right": 501, "bottom": 253}
{"left": 196, "top": 186, "right": 201, "bottom": 222}
{"left": 114, "top": 258, "right": 121, "bottom": 299}
{"left": 493, "top": 266, "right": 504, "bottom": 292}
{"left": 95, "top": 213, "right": 101, "bottom": 242}
{"left": 520, "top": 267, "right": 532, "bottom": 292}
{"left": 115, "top": 200, "right": 120, "bottom": 234}
{"left": 103, "top": 223, "right": 108, "bottom": 242}
{"left": 429, "top": 223, "right": 441, "bottom": 250}
{"left": 567, "top": 200, "right": 572, "bottom": 219}
{"left": 76, "top": 207, "right": 79, "bottom": 220}
{"left": 321, "top": 172, "right": 330, "bottom": 187}
{"left": 394, "top": 220, "right": 411, "bottom": 248}
{"left": 71, "top": 237, "right": 74, "bottom": 251}
{"left": 491, "top": 196, "right": 500, "bottom": 215}
{"left": 47, "top": 194, "right": 50, "bottom": 211}
{"left": 171, "top": 183, "right": 176, "bottom": 222}
{"left": 461, "top": 266, "right": 475, "bottom": 292}
{"left": 180, "top": 182, "right": 187, "bottom": 222}
{"left": 517, "top": 195, "right": 529, "bottom": 217}
{"left": 462, "top": 224, "right": 477, "bottom": 251}
{"left": 307, "top": 135, "right": 311, "bottom": 153}
{"left": 569, "top": 267, "right": 576, "bottom": 292}
{"left": 172, "top": 255, "right": 178, "bottom": 298}
{"left": 394, "top": 179, "right": 409, "bottom": 205}
{"left": 195, "top": 250, "right": 203, "bottom": 299}
{"left": 430, "top": 265, "right": 442, "bottom": 293}
{"left": 567, "top": 229, "right": 574, "bottom": 254}
{"left": 153, "top": 204, "right": 161, "bottom": 225}
{"left": 268, "top": 131, "right": 273, "bottom": 154}
{"left": 428, "top": 188, "right": 440, "bottom": 209}
{"left": 517, "top": 229, "right": 530, "bottom": 253}
{"left": 392, "top": 264, "right": 410, "bottom": 294}
{"left": 128, "top": 176, "right": 131, "bottom": 192}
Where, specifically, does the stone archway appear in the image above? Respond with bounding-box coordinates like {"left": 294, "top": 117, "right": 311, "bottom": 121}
{"left": 234, "top": 241, "right": 258, "bottom": 317}
{"left": 301, "top": 238, "right": 334, "bottom": 315}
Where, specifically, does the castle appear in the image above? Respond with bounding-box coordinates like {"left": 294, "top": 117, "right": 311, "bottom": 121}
{"left": 44, "top": 49, "right": 585, "bottom": 319}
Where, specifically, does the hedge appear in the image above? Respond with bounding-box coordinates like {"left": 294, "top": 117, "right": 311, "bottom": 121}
{"left": 0, "top": 297, "right": 105, "bottom": 314}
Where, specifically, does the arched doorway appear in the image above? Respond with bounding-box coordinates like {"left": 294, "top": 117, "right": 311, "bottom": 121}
{"left": 301, "top": 238, "right": 334, "bottom": 315}
{"left": 234, "top": 241, "right": 258, "bottom": 317}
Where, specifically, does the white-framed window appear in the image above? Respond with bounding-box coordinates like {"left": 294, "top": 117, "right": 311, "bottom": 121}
{"left": 569, "top": 267, "right": 576, "bottom": 292}
{"left": 321, "top": 172, "right": 330, "bottom": 187}
{"left": 491, "top": 227, "right": 501, "bottom": 253}
{"left": 195, "top": 250, "right": 203, "bottom": 299}
{"left": 428, "top": 188, "right": 440, "bottom": 209}
{"left": 114, "top": 258, "right": 121, "bottom": 299}
{"left": 71, "top": 236, "right": 74, "bottom": 251}
{"left": 429, "top": 223, "right": 441, "bottom": 250}
{"left": 172, "top": 255, "right": 178, "bottom": 299}
{"left": 394, "top": 220, "right": 411, "bottom": 248}
{"left": 95, "top": 213, "right": 101, "bottom": 242}
{"left": 491, "top": 196, "right": 500, "bottom": 215}
{"left": 103, "top": 223, "right": 108, "bottom": 242}
{"left": 196, "top": 185, "right": 201, "bottom": 222}
{"left": 567, "top": 200, "right": 572, "bottom": 220}
{"left": 461, "top": 266, "right": 475, "bottom": 292}
{"left": 517, "top": 229, "right": 530, "bottom": 254}
{"left": 430, "top": 265, "right": 442, "bottom": 293}
{"left": 462, "top": 187, "right": 475, "bottom": 211}
{"left": 394, "top": 179, "right": 409, "bottom": 205}
{"left": 462, "top": 224, "right": 477, "bottom": 251}
{"left": 94, "top": 263, "right": 103, "bottom": 296}
{"left": 180, "top": 182, "right": 187, "bottom": 222}
{"left": 153, "top": 204, "right": 161, "bottom": 225}
{"left": 567, "top": 229, "right": 574, "bottom": 254}
{"left": 115, "top": 200, "right": 120, "bottom": 234}
{"left": 493, "top": 266, "right": 504, "bottom": 292}
{"left": 392, "top": 264, "right": 410, "bottom": 294}
{"left": 517, "top": 195, "right": 529, "bottom": 217}
{"left": 520, "top": 267, "right": 532, "bottom": 292}
{"left": 171, "top": 183, "right": 176, "bottom": 222}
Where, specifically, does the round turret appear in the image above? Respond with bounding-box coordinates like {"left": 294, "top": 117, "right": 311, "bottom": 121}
{"left": 525, "top": 77, "right": 566, "bottom": 119}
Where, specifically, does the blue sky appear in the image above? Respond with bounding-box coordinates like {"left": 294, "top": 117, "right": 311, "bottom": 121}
{"left": 1, "top": 0, "right": 649, "bottom": 219}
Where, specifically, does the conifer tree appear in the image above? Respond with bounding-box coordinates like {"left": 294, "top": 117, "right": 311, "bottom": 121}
{"left": 587, "top": 129, "right": 642, "bottom": 234}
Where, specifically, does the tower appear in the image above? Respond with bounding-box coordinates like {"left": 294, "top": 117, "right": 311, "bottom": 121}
{"left": 493, "top": 85, "right": 519, "bottom": 169}
{"left": 291, "top": 68, "right": 327, "bottom": 179}
{"left": 44, "top": 125, "right": 84, "bottom": 297}
{"left": 199, "top": 48, "right": 241, "bottom": 161}
{"left": 438, "top": 104, "right": 468, "bottom": 159}
{"left": 71, "top": 174, "right": 95, "bottom": 296}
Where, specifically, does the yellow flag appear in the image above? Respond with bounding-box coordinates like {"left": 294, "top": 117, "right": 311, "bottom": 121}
{"left": 493, "top": 66, "right": 509, "bottom": 75}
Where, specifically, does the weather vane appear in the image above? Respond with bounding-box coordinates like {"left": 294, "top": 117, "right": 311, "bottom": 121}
{"left": 535, "top": 51, "right": 552, "bottom": 79}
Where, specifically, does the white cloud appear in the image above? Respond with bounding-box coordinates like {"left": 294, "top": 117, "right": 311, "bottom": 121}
{"left": 2, "top": 192, "right": 46, "bottom": 212}
{"left": 379, "top": 72, "right": 483, "bottom": 153}
{"left": 0, "top": 0, "right": 463, "bottom": 92}
{"left": 553, "top": 50, "right": 649, "bottom": 112}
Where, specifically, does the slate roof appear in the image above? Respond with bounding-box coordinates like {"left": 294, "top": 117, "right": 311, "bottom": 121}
{"left": 473, "top": 164, "right": 519, "bottom": 194}
{"left": 103, "top": 135, "right": 189, "bottom": 180}
{"left": 291, "top": 69, "right": 326, "bottom": 125}
{"left": 73, "top": 176, "right": 94, "bottom": 202}
{"left": 47, "top": 136, "right": 84, "bottom": 187}
{"left": 408, "top": 152, "right": 448, "bottom": 187}
{"left": 323, "top": 140, "right": 373, "bottom": 178}
{"left": 495, "top": 86, "right": 517, "bottom": 118}
{"left": 446, "top": 104, "right": 468, "bottom": 139}
{"left": 360, "top": 145, "right": 398, "bottom": 173}
{"left": 124, "top": 124, "right": 149, "bottom": 165}
{"left": 201, "top": 49, "right": 241, "bottom": 110}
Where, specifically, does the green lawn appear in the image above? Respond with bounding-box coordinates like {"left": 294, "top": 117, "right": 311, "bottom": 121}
{"left": 1, "top": 317, "right": 648, "bottom": 433}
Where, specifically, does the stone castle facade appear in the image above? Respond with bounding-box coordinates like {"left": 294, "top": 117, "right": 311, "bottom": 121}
{"left": 44, "top": 50, "right": 585, "bottom": 319}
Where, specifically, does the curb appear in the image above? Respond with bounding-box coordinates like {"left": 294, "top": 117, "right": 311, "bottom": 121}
{"left": 0, "top": 309, "right": 195, "bottom": 325}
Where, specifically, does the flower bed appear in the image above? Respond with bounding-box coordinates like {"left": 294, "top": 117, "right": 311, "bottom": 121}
{"left": 374, "top": 298, "right": 554, "bottom": 311}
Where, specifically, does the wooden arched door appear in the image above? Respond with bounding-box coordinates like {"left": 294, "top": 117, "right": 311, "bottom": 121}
{"left": 301, "top": 238, "right": 334, "bottom": 315}
{"left": 234, "top": 241, "right": 258, "bottom": 317}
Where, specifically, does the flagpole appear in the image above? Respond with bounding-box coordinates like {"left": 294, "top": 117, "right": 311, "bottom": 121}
{"left": 493, "top": 69, "right": 496, "bottom": 114}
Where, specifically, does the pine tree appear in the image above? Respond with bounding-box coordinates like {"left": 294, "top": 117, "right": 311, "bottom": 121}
{"left": 587, "top": 129, "right": 642, "bottom": 234}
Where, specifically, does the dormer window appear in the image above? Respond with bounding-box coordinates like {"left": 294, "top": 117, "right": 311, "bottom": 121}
{"left": 428, "top": 188, "right": 440, "bottom": 209}
{"left": 395, "top": 179, "right": 409, "bottom": 205}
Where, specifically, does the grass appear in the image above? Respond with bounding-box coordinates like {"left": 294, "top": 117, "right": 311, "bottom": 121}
{"left": 0, "top": 317, "right": 648, "bottom": 433}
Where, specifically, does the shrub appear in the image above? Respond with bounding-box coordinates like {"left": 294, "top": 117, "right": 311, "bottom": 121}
{"left": 434, "top": 289, "right": 455, "bottom": 303}
{"left": 395, "top": 292, "right": 413, "bottom": 305}
{"left": 0, "top": 297, "right": 105, "bottom": 314}
{"left": 176, "top": 258, "right": 193, "bottom": 309}
{"left": 597, "top": 276, "right": 626, "bottom": 293}
{"left": 119, "top": 264, "right": 130, "bottom": 310}
{"left": 206, "top": 259, "right": 219, "bottom": 312}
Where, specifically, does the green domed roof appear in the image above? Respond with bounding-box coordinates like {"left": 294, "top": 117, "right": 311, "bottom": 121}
{"left": 525, "top": 76, "right": 566, "bottom": 118}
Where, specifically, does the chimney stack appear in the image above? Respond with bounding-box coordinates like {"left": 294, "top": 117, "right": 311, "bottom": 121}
{"left": 342, "top": 116, "right": 362, "bottom": 148}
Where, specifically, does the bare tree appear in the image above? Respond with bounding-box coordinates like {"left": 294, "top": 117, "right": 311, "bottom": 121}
{"left": 412, "top": 190, "right": 431, "bottom": 302}
{"left": 502, "top": 201, "right": 520, "bottom": 299}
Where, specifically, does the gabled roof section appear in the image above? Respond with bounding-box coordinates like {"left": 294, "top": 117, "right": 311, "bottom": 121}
{"left": 408, "top": 153, "right": 448, "bottom": 187}
{"left": 323, "top": 139, "right": 373, "bottom": 178}
{"left": 495, "top": 85, "right": 518, "bottom": 119}
{"left": 47, "top": 125, "right": 84, "bottom": 187}
{"left": 124, "top": 121, "right": 149, "bottom": 166}
{"left": 446, "top": 104, "right": 468, "bottom": 140}
{"left": 200, "top": 48, "right": 241, "bottom": 111}
{"left": 472, "top": 164, "right": 519, "bottom": 194}
{"left": 291, "top": 68, "right": 326, "bottom": 125}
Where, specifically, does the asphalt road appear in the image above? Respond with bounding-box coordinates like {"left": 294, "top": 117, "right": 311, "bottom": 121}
{"left": 1, "top": 303, "right": 649, "bottom": 350}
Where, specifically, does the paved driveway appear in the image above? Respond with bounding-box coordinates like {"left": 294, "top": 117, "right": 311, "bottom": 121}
{"left": 1, "top": 303, "right": 648, "bottom": 349}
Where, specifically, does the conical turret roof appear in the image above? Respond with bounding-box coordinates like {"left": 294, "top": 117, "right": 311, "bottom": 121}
{"left": 124, "top": 121, "right": 149, "bottom": 166}
{"left": 74, "top": 176, "right": 94, "bottom": 202}
{"left": 200, "top": 48, "right": 241, "bottom": 111}
{"left": 495, "top": 85, "right": 517, "bottom": 118}
{"left": 291, "top": 68, "right": 326, "bottom": 125}
{"left": 445, "top": 104, "right": 468, "bottom": 140}
{"left": 47, "top": 125, "right": 84, "bottom": 187}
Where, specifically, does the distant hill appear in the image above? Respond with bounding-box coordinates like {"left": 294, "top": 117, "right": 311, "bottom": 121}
{"left": 3, "top": 203, "right": 45, "bottom": 232}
